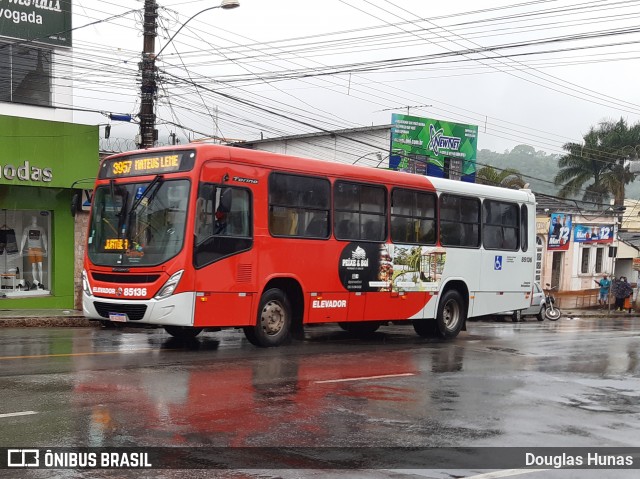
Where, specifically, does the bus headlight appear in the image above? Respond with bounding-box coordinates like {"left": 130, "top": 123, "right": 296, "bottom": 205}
{"left": 82, "top": 270, "right": 92, "bottom": 296}
{"left": 155, "top": 270, "right": 184, "bottom": 300}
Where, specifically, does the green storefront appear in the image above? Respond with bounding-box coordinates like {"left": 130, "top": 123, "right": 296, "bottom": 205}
{"left": 0, "top": 115, "right": 98, "bottom": 309}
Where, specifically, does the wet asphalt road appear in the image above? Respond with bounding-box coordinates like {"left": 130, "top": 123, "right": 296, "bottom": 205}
{"left": 1, "top": 316, "right": 639, "bottom": 478}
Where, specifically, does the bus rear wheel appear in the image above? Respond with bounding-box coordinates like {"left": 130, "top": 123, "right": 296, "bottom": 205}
{"left": 338, "top": 321, "right": 381, "bottom": 335}
{"left": 244, "top": 288, "right": 291, "bottom": 347}
{"left": 164, "top": 326, "right": 203, "bottom": 339}
{"left": 435, "top": 289, "right": 466, "bottom": 339}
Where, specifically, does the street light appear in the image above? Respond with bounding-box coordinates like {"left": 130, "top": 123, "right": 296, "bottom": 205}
{"left": 156, "top": 0, "right": 240, "bottom": 58}
{"left": 138, "top": 0, "right": 240, "bottom": 149}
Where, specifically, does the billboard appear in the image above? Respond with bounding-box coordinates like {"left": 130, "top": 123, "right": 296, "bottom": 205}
{"left": 573, "top": 224, "right": 614, "bottom": 244}
{"left": 390, "top": 114, "right": 478, "bottom": 182}
{"left": 548, "top": 213, "right": 572, "bottom": 251}
{"left": 0, "top": 0, "right": 72, "bottom": 47}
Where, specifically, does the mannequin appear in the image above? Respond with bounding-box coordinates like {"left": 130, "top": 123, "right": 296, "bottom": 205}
{"left": 20, "top": 216, "right": 47, "bottom": 290}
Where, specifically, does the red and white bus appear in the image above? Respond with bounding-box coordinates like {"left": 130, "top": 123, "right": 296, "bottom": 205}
{"left": 82, "top": 144, "right": 536, "bottom": 346}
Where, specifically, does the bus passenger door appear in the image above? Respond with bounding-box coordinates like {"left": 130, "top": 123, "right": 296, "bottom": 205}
{"left": 193, "top": 162, "right": 260, "bottom": 328}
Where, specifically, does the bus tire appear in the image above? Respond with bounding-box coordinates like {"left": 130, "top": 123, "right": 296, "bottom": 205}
{"left": 164, "top": 326, "right": 203, "bottom": 339}
{"left": 435, "top": 289, "right": 466, "bottom": 339}
{"left": 244, "top": 288, "right": 291, "bottom": 347}
{"left": 338, "top": 321, "right": 380, "bottom": 335}
{"left": 413, "top": 318, "right": 437, "bottom": 337}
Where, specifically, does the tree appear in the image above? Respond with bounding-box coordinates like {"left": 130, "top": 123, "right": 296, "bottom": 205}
{"left": 476, "top": 166, "right": 526, "bottom": 189}
{"left": 554, "top": 118, "right": 640, "bottom": 206}
{"left": 554, "top": 127, "right": 611, "bottom": 204}
{"left": 596, "top": 118, "right": 640, "bottom": 206}
{"left": 511, "top": 144, "right": 535, "bottom": 157}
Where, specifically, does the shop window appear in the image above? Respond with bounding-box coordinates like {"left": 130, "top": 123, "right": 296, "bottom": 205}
{"left": 595, "top": 247, "right": 604, "bottom": 273}
{"left": 0, "top": 210, "right": 51, "bottom": 296}
{"left": 580, "top": 246, "right": 590, "bottom": 274}
{"left": 0, "top": 42, "right": 52, "bottom": 107}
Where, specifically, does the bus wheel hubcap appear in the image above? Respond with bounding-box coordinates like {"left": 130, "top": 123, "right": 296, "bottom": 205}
{"left": 261, "top": 301, "right": 285, "bottom": 335}
{"left": 443, "top": 301, "right": 459, "bottom": 329}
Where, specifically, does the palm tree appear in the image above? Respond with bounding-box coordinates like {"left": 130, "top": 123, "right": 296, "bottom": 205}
{"left": 554, "top": 119, "right": 639, "bottom": 206}
{"left": 476, "top": 166, "right": 526, "bottom": 189}
{"left": 596, "top": 118, "right": 640, "bottom": 206}
{"left": 554, "top": 127, "right": 611, "bottom": 205}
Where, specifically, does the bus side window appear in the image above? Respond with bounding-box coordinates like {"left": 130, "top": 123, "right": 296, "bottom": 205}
{"left": 269, "top": 207, "right": 298, "bottom": 236}
{"left": 304, "top": 212, "right": 328, "bottom": 237}
{"left": 268, "top": 172, "right": 330, "bottom": 238}
{"left": 391, "top": 188, "right": 436, "bottom": 245}
{"left": 334, "top": 181, "right": 386, "bottom": 242}
{"left": 194, "top": 184, "right": 253, "bottom": 268}
{"left": 482, "top": 200, "right": 518, "bottom": 251}
{"left": 336, "top": 218, "right": 356, "bottom": 240}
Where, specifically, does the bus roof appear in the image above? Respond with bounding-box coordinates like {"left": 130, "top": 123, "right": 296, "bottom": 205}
{"left": 103, "top": 143, "right": 535, "bottom": 204}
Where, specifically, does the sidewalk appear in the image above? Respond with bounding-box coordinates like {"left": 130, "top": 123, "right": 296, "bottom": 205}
{"left": 562, "top": 307, "right": 640, "bottom": 319}
{"left": 0, "top": 309, "right": 94, "bottom": 328}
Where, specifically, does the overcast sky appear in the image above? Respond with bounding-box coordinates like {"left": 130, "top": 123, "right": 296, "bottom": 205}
{"left": 68, "top": 0, "right": 640, "bottom": 155}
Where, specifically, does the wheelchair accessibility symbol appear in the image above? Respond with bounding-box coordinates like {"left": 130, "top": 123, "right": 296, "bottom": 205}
{"left": 494, "top": 255, "right": 503, "bottom": 270}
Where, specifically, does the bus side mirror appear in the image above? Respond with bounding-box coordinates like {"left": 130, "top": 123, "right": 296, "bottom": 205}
{"left": 218, "top": 188, "right": 232, "bottom": 213}
{"left": 70, "top": 190, "right": 82, "bottom": 217}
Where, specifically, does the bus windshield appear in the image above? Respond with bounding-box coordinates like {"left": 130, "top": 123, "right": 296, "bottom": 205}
{"left": 87, "top": 179, "right": 190, "bottom": 267}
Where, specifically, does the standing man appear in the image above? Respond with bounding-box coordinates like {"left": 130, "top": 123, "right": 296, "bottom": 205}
{"left": 594, "top": 275, "right": 611, "bottom": 308}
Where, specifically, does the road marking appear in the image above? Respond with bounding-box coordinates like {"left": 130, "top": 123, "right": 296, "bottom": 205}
{"left": 463, "top": 469, "right": 549, "bottom": 479}
{"left": 0, "top": 411, "right": 38, "bottom": 419}
{"left": 314, "top": 373, "right": 415, "bottom": 384}
{"left": 0, "top": 348, "right": 157, "bottom": 361}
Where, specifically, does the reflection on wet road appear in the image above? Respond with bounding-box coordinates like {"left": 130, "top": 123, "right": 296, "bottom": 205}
{"left": 1, "top": 317, "right": 639, "bottom": 477}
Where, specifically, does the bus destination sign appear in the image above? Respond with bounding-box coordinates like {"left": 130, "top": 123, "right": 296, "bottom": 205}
{"left": 99, "top": 150, "right": 196, "bottom": 179}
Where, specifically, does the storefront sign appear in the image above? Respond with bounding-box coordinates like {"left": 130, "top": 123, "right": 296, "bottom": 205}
{"left": 0, "top": 0, "right": 72, "bottom": 47}
{"left": 548, "top": 213, "right": 572, "bottom": 250}
{"left": 0, "top": 160, "right": 52, "bottom": 182}
{"left": 573, "top": 224, "right": 614, "bottom": 244}
{"left": 1, "top": 115, "right": 99, "bottom": 190}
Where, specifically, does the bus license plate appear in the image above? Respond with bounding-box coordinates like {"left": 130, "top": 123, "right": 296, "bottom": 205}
{"left": 109, "top": 312, "right": 128, "bottom": 322}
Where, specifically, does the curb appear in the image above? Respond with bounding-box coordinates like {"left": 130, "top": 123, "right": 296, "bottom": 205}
{"left": 0, "top": 317, "right": 97, "bottom": 328}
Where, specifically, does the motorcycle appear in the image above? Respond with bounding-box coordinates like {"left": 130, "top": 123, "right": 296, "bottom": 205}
{"left": 541, "top": 283, "right": 561, "bottom": 321}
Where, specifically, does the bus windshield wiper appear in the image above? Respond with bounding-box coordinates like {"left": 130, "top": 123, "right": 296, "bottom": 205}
{"left": 124, "top": 175, "right": 164, "bottom": 249}
{"left": 130, "top": 175, "right": 164, "bottom": 213}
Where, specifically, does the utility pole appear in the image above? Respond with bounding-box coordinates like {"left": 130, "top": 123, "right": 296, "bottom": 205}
{"left": 138, "top": 0, "right": 158, "bottom": 149}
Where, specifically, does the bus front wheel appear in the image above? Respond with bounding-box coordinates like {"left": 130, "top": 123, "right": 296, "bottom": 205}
{"left": 244, "top": 288, "right": 291, "bottom": 347}
{"left": 164, "top": 326, "right": 203, "bottom": 339}
{"left": 435, "top": 289, "right": 466, "bottom": 339}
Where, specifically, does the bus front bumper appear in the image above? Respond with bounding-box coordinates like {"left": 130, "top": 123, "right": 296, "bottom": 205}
{"left": 82, "top": 291, "right": 196, "bottom": 327}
